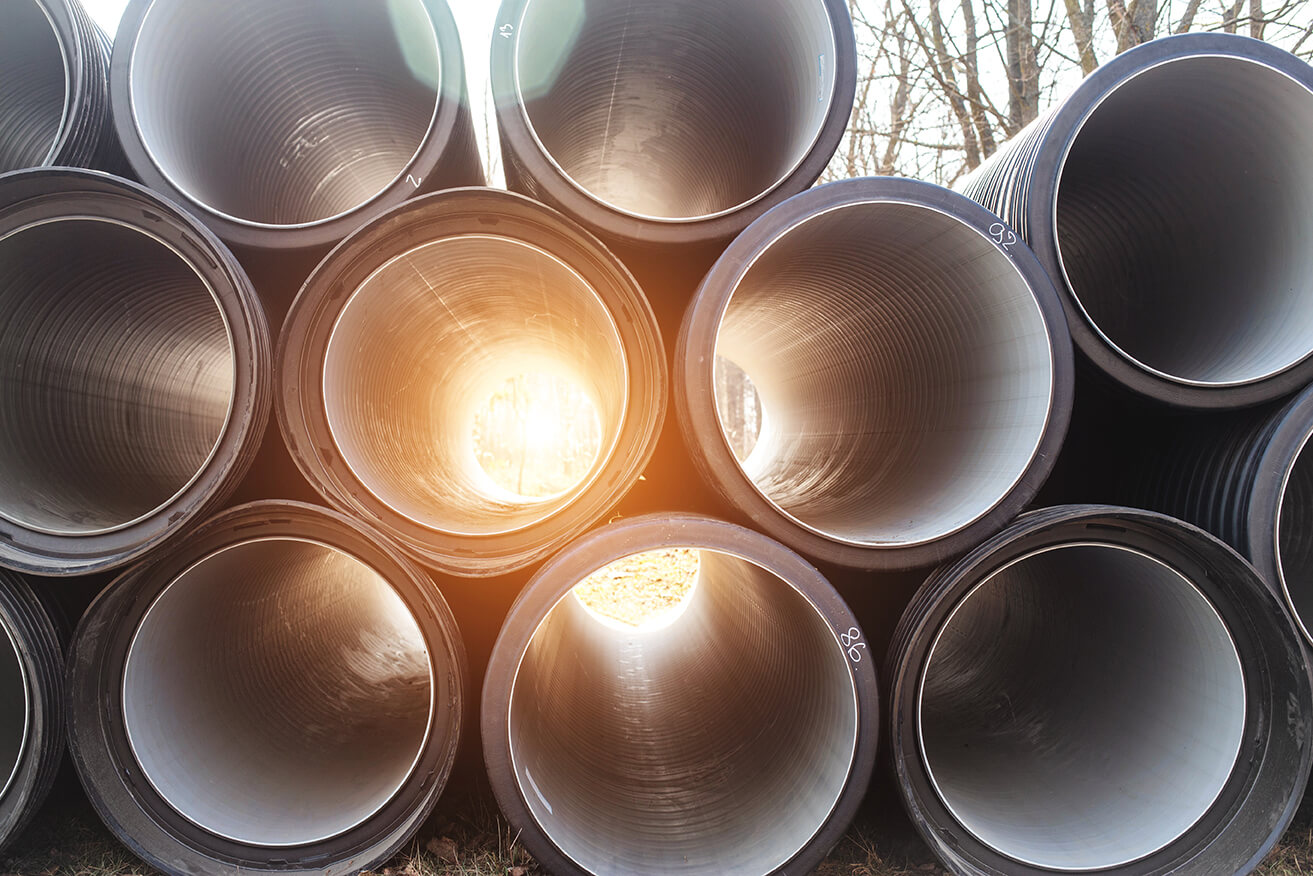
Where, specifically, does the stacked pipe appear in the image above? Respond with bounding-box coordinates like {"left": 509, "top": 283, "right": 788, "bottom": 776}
{"left": 0, "top": 1, "right": 1312, "bottom": 875}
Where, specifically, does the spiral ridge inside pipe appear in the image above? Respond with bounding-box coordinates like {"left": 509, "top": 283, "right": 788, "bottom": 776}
{"left": 482, "top": 514, "right": 877, "bottom": 876}
{"left": 491, "top": 0, "right": 856, "bottom": 248}
{"left": 0, "top": 168, "right": 269, "bottom": 577}
{"left": 279, "top": 188, "right": 666, "bottom": 576}
{"left": 888, "top": 505, "right": 1313, "bottom": 875}
{"left": 678, "top": 177, "right": 1072, "bottom": 569}
{"left": 66, "top": 501, "right": 466, "bottom": 875}
{"left": 960, "top": 34, "right": 1313, "bottom": 407}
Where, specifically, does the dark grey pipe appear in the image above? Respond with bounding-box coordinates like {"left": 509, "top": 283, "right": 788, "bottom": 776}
{"left": 0, "top": 169, "right": 269, "bottom": 576}
{"left": 888, "top": 505, "right": 1313, "bottom": 875}
{"left": 491, "top": 0, "right": 856, "bottom": 250}
{"left": 110, "top": 0, "right": 482, "bottom": 252}
{"left": 677, "top": 177, "right": 1073, "bottom": 570}
{"left": 278, "top": 188, "right": 666, "bottom": 577}
{"left": 66, "top": 502, "right": 467, "bottom": 875}
{"left": 483, "top": 514, "right": 877, "bottom": 876}
{"left": 961, "top": 34, "right": 1313, "bottom": 408}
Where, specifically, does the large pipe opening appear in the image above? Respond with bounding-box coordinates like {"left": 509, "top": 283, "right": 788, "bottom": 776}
{"left": 121, "top": 537, "right": 433, "bottom": 848}
{"left": 0, "top": 622, "right": 26, "bottom": 802}
{"left": 919, "top": 543, "right": 1247, "bottom": 871}
{"left": 322, "top": 235, "right": 627, "bottom": 537}
{"left": 513, "top": 0, "right": 837, "bottom": 221}
{"left": 0, "top": 0, "right": 67, "bottom": 172}
{"left": 1056, "top": 56, "right": 1313, "bottom": 386}
{"left": 508, "top": 548, "right": 858, "bottom": 875}
{"left": 1279, "top": 434, "right": 1313, "bottom": 643}
{"left": 713, "top": 202, "right": 1053, "bottom": 546}
{"left": 127, "top": 0, "right": 442, "bottom": 227}
{"left": 0, "top": 218, "right": 234, "bottom": 536}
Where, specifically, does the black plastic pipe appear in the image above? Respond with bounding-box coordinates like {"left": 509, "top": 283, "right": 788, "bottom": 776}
{"left": 109, "top": 0, "right": 483, "bottom": 252}
{"left": 490, "top": 0, "right": 856, "bottom": 252}
{"left": 887, "top": 505, "right": 1313, "bottom": 875}
{"left": 483, "top": 514, "right": 877, "bottom": 876}
{"left": 279, "top": 188, "right": 666, "bottom": 577}
{"left": 0, "top": 0, "right": 123, "bottom": 174}
{"left": 0, "top": 573, "right": 63, "bottom": 854}
{"left": 677, "top": 177, "right": 1073, "bottom": 570}
{"left": 0, "top": 168, "right": 269, "bottom": 576}
{"left": 961, "top": 34, "right": 1313, "bottom": 408}
{"left": 66, "top": 501, "right": 466, "bottom": 875}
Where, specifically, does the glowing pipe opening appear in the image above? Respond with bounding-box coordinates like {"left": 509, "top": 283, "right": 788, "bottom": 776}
{"left": 0, "top": 0, "right": 67, "bottom": 172}
{"left": 121, "top": 537, "right": 433, "bottom": 848}
{"left": 919, "top": 543, "right": 1246, "bottom": 871}
{"left": 126, "top": 0, "right": 442, "bottom": 228}
{"left": 0, "top": 217, "right": 235, "bottom": 537}
{"left": 1055, "top": 56, "right": 1313, "bottom": 387}
{"left": 512, "top": 0, "right": 838, "bottom": 222}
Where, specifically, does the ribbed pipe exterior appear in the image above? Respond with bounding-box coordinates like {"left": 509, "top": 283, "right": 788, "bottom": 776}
{"left": 482, "top": 514, "right": 878, "bottom": 876}
{"left": 887, "top": 505, "right": 1313, "bottom": 876}
{"left": 960, "top": 34, "right": 1313, "bottom": 408}
{"left": 0, "top": 572, "right": 63, "bottom": 854}
{"left": 65, "top": 501, "right": 467, "bottom": 876}
{"left": 0, "top": 0, "right": 125, "bottom": 174}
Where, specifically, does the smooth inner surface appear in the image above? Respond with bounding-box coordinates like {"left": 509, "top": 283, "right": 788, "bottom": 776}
{"left": 920, "top": 544, "right": 1246, "bottom": 870}
{"left": 0, "top": 219, "right": 234, "bottom": 535}
{"left": 123, "top": 538, "right": 433, "bottom": 847}
{"left": 510, "top": 550, "right": 857, "bottom": 876}
{"left": 0, "top": 621, "right": 27, "bottom": 801}
{"left": 324, "top": 235, "right": 627, "bottom": 537}
{"left": 1056, "top": 57, "right": 1313, "bottom": 385}
{"left": 130, "top": 0, "right": 441, "bottom": 226}
{"left": 0, "top": 0, "right": 66, "bottom": 171}
{"left": 1278, "top": 435, "right": 1313, "bottom": 642}
{"left": 515, "top": 0, "right": 836, "bottom": 221}
{"left": 715, "top": 202, "right": 1053, "bottom": 546}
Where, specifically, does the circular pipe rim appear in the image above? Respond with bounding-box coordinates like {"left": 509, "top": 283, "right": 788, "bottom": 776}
{"left": 887, "top": 505, "right": 1313, "bottom": 876}
{"left": 482, "top": 513, "right": 878, "bottom": 876}
{"left": 277, "top": 187, "right": 666, "bottom": 577}
{"left": 65, "top": 501, "right": 466, "bottom": 875}
{"left": 677, "top": 177, "right": 1073, "bottom": 570}
{"left": 0, "top": 168, "right": 270, "bottom": 578}
{"left": 0, "top": 215, "right": 237, "bottom": 539}
{"left": 1020, "top": 33, "right": 1313, "bottom": 408}
{"left": 0, "top": 0, "right": 73, "bottom": 170}
{"left": 490, "top": 0, "right": 857, "bottom": 248}
{"left": 120, "top": 536, "right": 436, "bottom": 848}
{"left": 0, "top": 618, "right": 29, "bottom": 803}
{"left": 110, "top": 0, "right": 474, "bottom": 251}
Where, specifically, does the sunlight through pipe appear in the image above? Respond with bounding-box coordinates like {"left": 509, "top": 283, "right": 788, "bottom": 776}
{"left": 491, "top": 0, "right": 856, "bottom": 249}
{"left": 482, "top": 514, "right": 877, "bottom": 876}
{"left": 0, "top": 168, "right": 269, "bottom": 576}
{"left": 960, "top": 34, "right": 1313, "bottom": 407}
{"left": 677, "top": 177, "right": 1072, "bottom": 570}
{"left": 887, "top": 505, "right": 1313, "bottom": 876}
{"left": 110, "top": 0, "right": 483, "bottom": 251}
{"left": 66, "top": 501, "right": 466, "bottom": 876}
{"left": 0, "top": 573, "right": 62, "bottom": 854}
{"left": 278, "top": 188, "right": 666, "bottom": 577}
{"left": 0, "top": 0, "right": 122, "bottom": 173}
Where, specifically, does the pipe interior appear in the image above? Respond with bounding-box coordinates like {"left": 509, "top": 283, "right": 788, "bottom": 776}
{"left": 0, "top": 620, "right": 26, "bottom": 801}
{"left": 122, "top": 538, "right": 433, "bottom": 848}
{"left": 0, "top": 0, "right": 66, "bottom": 172}
{"left": 715, "top": 202, "right": 1053, "bottom": 546}
{"left": 1278, "top": 435, "right": 1313, "bottom": 642}
{"left": 919, "top": 544, "right": 1246, "bottom": 871}
{"left": 1056, "top": 56, "right": 1313, "bottom": 385}
{"left": 515, "top": 0, "right": 836, "bottom": 221}
{"left": 323, "top": 235, "right": 627, "bottom": 537}
{"left": 0, "top": 219, "right": 234, "bottom": 536}
{"left": 509, "top": 549, "right": 857, "bottom": 876}
{"left": 129, "top": 0, "right": 441, "bottom": 226}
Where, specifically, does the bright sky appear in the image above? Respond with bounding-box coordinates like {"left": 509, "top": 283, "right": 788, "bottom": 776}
{"left": 80, "top": 0, "right": 503, "bottom": 183}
